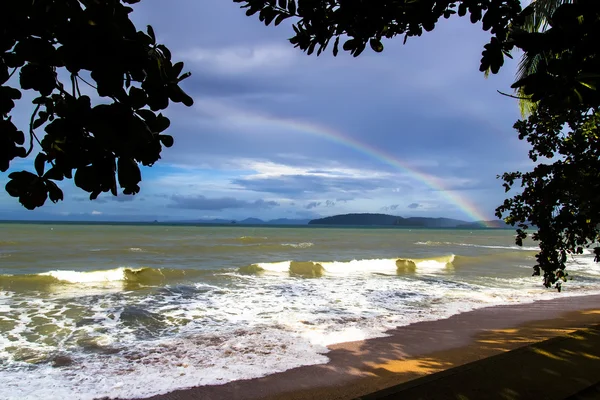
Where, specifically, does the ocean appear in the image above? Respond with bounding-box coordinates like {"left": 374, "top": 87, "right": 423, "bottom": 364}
{"left": 1, "top": 222, "right": 600, "bottom": 399}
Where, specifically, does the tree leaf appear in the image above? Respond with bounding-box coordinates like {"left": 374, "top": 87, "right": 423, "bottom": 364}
{"left": 34, "top": 153, "right": 46, "bottom": 176}
{"left": 159, "top": 135, "right": 174, "bottom": 147}
{"left": 46, "top": 180, "right": 64, "bottom": 203}
{"left": 154, "top": 114, "right": 170, "bottom": 133}
{"left": 147, "top": 25, "right": 156, "bottom": 44}
{"left": 369, "top": 39, "right": 384, "bottom": 53}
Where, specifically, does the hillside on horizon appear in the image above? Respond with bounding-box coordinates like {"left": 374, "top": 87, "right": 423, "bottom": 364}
{"left": 308, "top": 213, "right": 507, "bottom": 228}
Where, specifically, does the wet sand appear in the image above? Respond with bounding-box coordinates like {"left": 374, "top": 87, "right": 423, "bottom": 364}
{"left": 131, "top": 294, "right": 600, "bottom": 400}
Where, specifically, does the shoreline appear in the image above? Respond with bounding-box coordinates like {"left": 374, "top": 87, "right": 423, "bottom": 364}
{"left": 128, "top": 294, "right": 600, "bottom": 400}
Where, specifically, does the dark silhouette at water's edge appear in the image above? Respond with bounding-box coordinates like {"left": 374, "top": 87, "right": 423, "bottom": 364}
{"left": 308, "top": 213, "right": 511, "bottom": 229}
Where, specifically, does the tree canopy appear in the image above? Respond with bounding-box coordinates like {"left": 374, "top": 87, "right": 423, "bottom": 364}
{"left": 1, "top": 0, "right": 193, "bottom": 210}
{"left": 235, "top": 0, "right": 600, "bottom": 289}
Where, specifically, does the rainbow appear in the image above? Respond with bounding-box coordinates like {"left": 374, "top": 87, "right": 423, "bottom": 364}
{"left": 243, "top": 115, "right": 493, "bottom": 225}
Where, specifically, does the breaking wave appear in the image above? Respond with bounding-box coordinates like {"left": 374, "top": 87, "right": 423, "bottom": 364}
{"left": 239, "top": 255, "right": 456, "bottom": 276}
{"left": 0, "top": 267, "right": 212, "bottom": 291}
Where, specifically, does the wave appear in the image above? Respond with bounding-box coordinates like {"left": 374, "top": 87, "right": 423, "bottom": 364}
{"left": 239, "top": 255, "right": 456, "bottom": 277}
{"left": 0, "top": 267, "right": 213, "bottom": 292}
{"left": 281, "top": 242, "right": 314, "bottom": 249}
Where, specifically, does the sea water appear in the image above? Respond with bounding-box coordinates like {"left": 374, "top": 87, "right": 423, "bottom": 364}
{"left": 1, "top": 223, "right": 600, "bottom": 399}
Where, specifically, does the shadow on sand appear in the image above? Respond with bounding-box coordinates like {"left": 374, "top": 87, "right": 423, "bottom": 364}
{"left": 358, "top": 318, "right": 600, "bottom": 400}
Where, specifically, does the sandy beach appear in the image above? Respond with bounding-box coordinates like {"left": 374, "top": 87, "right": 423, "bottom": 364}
{"left": 129, "top": 294, "right": 600, "bottom": 400}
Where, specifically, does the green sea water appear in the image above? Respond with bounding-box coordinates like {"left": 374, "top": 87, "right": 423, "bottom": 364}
{"left": 1, "top": 223, "right": 599, "bottom": 399}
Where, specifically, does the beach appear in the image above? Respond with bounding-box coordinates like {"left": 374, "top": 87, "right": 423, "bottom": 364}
{"left": 142, "top": 295, "right": 600, "bottom": 400}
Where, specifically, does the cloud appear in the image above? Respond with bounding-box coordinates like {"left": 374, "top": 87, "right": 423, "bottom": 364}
{"left": 113, "top": 195, "right": 137, "bottom": 203}
{"left": 169, "top": 195, "right": 280, "bottom": 211}
{"left": 305, "top": 201, "right": 321, "bottom": 210}
{"left": 180, "top": 44, "right": 297, "bottom": 75}
{"left": 91, "top": 210, "right": 103, "bottom": 215}
{"left": 408, "top": 203, "right": 421, "bottom": 209}
{"left": 325, "top": 200, "right": 336, "bottom": 207}
{"left": 229, "top": 160, "right": 396, "bottom": 198}
{"left": 233, "top": 175, "right": 391, "bottom": 197}
{"left": 381, "top": 204, "right": 400, "bottom": 212}
{"left": 73, "top": 195, "right": 137, "bottom": 204}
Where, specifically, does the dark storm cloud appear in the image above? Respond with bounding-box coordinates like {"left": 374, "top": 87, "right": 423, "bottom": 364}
{"left": 232, "top": 175, "right": 390, "bottom": 197}
{"left": 408, "top": 203, "right": 421, "bottom": 209}
{"left": 169, "top": 195, "right": 279, "bottom": 211}
{"left": 184, "top": 71, "right": 296, "bottom": 99}
{"left": 305, "top": 202, "right": 321, "bottom": 210}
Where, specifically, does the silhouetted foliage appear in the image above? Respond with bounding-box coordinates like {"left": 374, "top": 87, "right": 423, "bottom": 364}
{"left": 234, "top": 0, "right": 522, "bottom": 73}
{"left": 1, "top": 0, "right": 193, "bottom": 209}
{"left": 497, "top": 0, "right": 600, "bottom": 289}
{"left": 513, "top": 0, "right": 571, "bottom": 117}
{"left": 237, "top": 0, "right": 600, "bottom": 288}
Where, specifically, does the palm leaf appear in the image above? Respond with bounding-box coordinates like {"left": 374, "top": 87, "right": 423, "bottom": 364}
{"left": 522, "top": 0, "right": 573, "bottom": 33}
{"left": 515, "top": 0, "right": 571, "bottom": 116}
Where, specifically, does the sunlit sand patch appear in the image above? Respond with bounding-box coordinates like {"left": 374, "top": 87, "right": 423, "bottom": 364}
{"left": 365, "top": 357, "right": 453, "bottom": 375}
{"left": 530, "top": 347, "right": 568, "bottom": 361}
{"left": 581, "top": 310, "right": 600, "bottom": 315}
{"left": 579, "top": 352, "right": 600, "bottom": 360}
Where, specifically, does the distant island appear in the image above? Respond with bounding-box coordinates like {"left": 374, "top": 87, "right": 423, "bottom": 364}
{"left": 308, "top": 213, "right": 509, "bottom": 228}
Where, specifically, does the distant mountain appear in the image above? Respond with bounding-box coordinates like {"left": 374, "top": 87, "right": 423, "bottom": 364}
{"left": 308, "top": 213, "right": 470, "bottom": 227}
{"left": 309, "top": 213, "right": 397, "bottom": 226}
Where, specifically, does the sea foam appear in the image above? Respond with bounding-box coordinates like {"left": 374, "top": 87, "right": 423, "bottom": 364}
{"left": 248, "top": 256, "right": 455, "bottom": 276}
{"left": 39, "top": 268, "right": 138, "bottom": 283}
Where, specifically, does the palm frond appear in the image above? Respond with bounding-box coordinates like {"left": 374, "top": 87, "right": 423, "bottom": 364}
{"left": 515, "top": 52, "right": 544, "bottom": 116}
{"left": 517, "top": 88, "right": 538, "bottom": 117}
{"left": 514, "top": 0, "right": 571, "bottom": 116}
{"left": 516, "top": 51, "right": 543, "bottom": 83}
{"left": 521, "top": 0, "right": 573, "bottom": 32}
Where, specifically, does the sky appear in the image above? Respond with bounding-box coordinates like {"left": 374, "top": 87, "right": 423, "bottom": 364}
{"left": 0, "top": 0, "right": 533, "bottom": 222}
